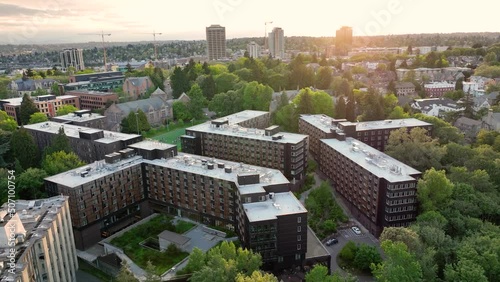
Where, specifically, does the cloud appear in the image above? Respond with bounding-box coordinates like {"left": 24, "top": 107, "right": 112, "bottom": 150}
{"left": 0, "top": 3, "right": 46, "bottom": 17}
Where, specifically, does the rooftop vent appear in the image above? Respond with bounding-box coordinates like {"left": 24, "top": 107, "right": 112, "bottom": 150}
{"left": 217, "top": 163, "right": 225, "bottom": 169}
{"left": 207, "top": 163, "right": 214, "bottom": 170}
{"left": 225, "top": 167, "right": 232, "bottom": 173}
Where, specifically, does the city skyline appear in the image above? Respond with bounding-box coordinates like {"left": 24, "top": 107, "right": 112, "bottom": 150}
{"left": 0, "top": 0, "right": 498, "bottom": 44}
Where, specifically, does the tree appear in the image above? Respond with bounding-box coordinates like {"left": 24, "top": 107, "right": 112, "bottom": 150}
{"left": 385, "top": 127, "right": 445, "bottom": 172}
{"left": 28, "top": 112, "right": 48, "bottom": 124}
{"left": 180, "top": 248, "right": 206, "bottom": 274}
{"left": 215, "top": 72, "right": 239, "bottom": 94}
{"left": 172, "top": 101, "right": 192, "bottom": 121}
{"left": 316, "top": 67, "right": 333, "bottom": 90}
{"left": 209, "top": 90, "right": 244, "bottom": 117}
{"left": 371, "top": 241, "right": 423, "bottom": 282}
{"left": 276, "top": 91, "right": 289, "bottom": 112}
{"left": 413, "top": 113, "right": 464, "bottom": 145}
{"left": 116, "top": 261, "right": 138, "bottom": 282}
{"left": 379, "top": 227, "right": 422, "bottom": 253}
{"left": 353, "top": 244, "right": 382, "bottom": 272}
{"left": 17, "top": 168, "right": 48, "bottom": 200}
{"left": 187, "top": 84, "right": 208, "bottom": 120}
{"left": 417, "top": 168, "right": 454, "bottom": 213}
{"left": 454, "top": 78, "right": 464, "bottom": 91}
{"left": 200, "top": 74, "right": 217, "bottom": 100}
{"left": 44, "top": 127, "right": 71, "bottom": 156}
{"left": 274, "top": 104, "right": 298, "bottom": 132}
{"left": 0, "top": 111, "right": 17, "bottom": 132}
{"left": 42, "top": 151, "right": 85, "bottom": 176}
{"left": 334, "top": 97, "right": 346, "bottom": 119}
{"left": 444, "top": 260, "right": 488, "bottom": 282}
{"left": 235, "top": 271, "right": 278, "bottom": 282}
{"left": 121, "top": 110, "right": 151, "bottom": 133}
{"left": 305, "top": 265, "right": 331, "bottom": 282}
{"left": 293, "top": 88, "right": 334, "bottom": 116}
{"left": 56, "top": 104, "right": 78, "bottom": 116}
{"left": 388, "top": 106, "right": 409, "bottom": 119}
{"left": 19, "top": 94, "right": 39, "bottom": 125}
{"left": 144, "top": 261, "right": 161, "bottom": 282}
{"left": 10, "top": 128, "right": 40, "bottom": 170}
{"left": 339, "top": 241, "right": 357, "bottom": 263}
{"left": 242, "top": 82, "right": 273, "bottom": 111}
{"left": 484, "top": 52, "right": 497, "bottom": 65}
{"left": 0, "top": 130, "right": 13, "bottom": 167}
{"left": 170, "top": 66, "right": 190, "bottom": 98}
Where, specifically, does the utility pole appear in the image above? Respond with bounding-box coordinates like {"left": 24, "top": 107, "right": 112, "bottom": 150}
{"left": 78, "top": 31, "right": 111, "bottom": 70}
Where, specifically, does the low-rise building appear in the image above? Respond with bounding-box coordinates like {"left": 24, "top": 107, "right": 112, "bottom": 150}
{"left": 424, "top": 82, "right": 455, "bottom": 98}
{"left": 64, "top": 71, "right": 125, "bottom": 92}
{"left": 411, "top": 98, "right": 464, "bottom": 117}
{"left": 394, "top": 82, "right": 416, "bottom": 96}
{"left": 482, "top": 110, "right": 500, "bottom": 132}
{"left": 66, "top": 90, "right": 118, "bottom": 110}
{"left": 0, "top": 94, "right": 79, "bottom": 124}
{"left": 123, "top": 77, "right": 153, "bottom": 100}
{"left": 24, "top": 121, "right": 142, "bottom": 163}
{"left": 52, "top": 109, "right": 106, "bottom": 129}
{"left": 320, "top": 137, "right": 421, "bottom": 236}
{"left": 454, "top": 117, "right": 482, "bottom": 141}
{"left": 8, "top": 78, "right": 57, "bottom": 96}
{"left": 0, "top": 196, "right": 78, "bottom": 282}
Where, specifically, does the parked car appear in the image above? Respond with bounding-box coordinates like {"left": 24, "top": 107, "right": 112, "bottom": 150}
{"left": 326, "top": 238, "right": 338, "bottom": 246}
{"left": 351, "top": 226, "right": 361, "bottom": 235}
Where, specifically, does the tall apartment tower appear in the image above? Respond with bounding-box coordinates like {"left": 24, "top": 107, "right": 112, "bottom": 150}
{"left": 268, "top": 27, "right": 285, "bottom": 59}
{"left": 336, "top": 26, "right": 353, "bottom": 55}
{"left": 206, "top": 25, "right": 226, "bottom": 60}
{"left": 60, "top": 48, "right": 85, "bottom": 71}
{"left": 247, "top": 42, "right": 261, "bottom": 58}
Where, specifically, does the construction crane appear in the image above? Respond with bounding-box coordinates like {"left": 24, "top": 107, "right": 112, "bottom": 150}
{"left": 78, "top": 31, "right": 111, "bottom": 70}
{"left": 136, "top": 31, "right": 163, "bottom": 61}
{"left": 264, "top": 21, "right": 273, "bottom": 50}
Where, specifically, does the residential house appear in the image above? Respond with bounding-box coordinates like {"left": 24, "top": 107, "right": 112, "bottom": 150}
{"left": 454, "top": 117, "right": 481, "bottom": 141}
{"left": 8, "top": 78, "right": 57, "bottom": 96}
{"left": 473, "top": 92, "right": 499, "bottom": 112}
{"left": 411, "top": 98, "right": 464, "bottom": 117}
{"left": 482, "top": 110, "right": 500, "bottom": 132}
{"left": 395, "top": 82, "right": 416, "bottom": 96}
{"left": 123, "top": 76, "right": 153, "bottom": 100}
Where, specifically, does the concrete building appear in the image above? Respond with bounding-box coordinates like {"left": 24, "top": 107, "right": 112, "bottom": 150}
{"left": 65, "top": 90, "right": 118, "bottom": 110}
{"left": 0, "top": 196, "right": 78, "bottom": 282}
{"left": 123, "top": 76, "right": 153, "bottom": 100}
{"left": 24, "top": 121, "right": 142, "bottom": 163}
{"left": 44, "top": 142, "right": 312, "bottom": 271}
{"left": 268, "top": 27, "right": 285, "bottom": 59}
{"left": 0, "top": 95, "right": 79, "bottom": 124}
{"left": 424, "top": 82, "right": 455, "bottom": 97}
{"left": 64, "top": 72, "right": 125, "bottom": 92}
{"left": 335, "top": 26, "right": 353, "bottom": 55}
{"left": 247, "top": 42, "right": 261, "bottom": 58}
{"left": 394, "top": 82, "right": 416, "bottom": 96}
{"left": 181, "top": 111, "right": 308, "bottom": 189}
{"left": 60, "top": 48, "right": 85, "bottom": 71}
{"left": 52, "top": 109, "right": 106, "bottom": 129}
{"left": 320, "top": 137, "right": 421, "bottom": 236}
{"left": 104, "top": 88, "right": 173, "bottom": 131}
{"left": 206, "top": 25, "right": 226, "bottom": 60}
{"left": 299, "top": 115, "right": 432, "bottom": 154}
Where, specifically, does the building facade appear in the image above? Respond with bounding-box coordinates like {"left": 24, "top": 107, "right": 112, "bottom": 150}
{"left": 52, "top": 110, "right": 107, "bottom": 129}
{"left": 299, "top": 114, "right": 432, "bottom": 154}
{"left": 424, "top": 82, "right": 455, "bottom": 97}
{"left": 394, "top": 82, "right": 416, "bottom": 96}
{"left": 24, "top": 122, "right": 142, "bottom": 163}
{"left": 320, "top": 137, "right": 421, "bottom": 236}
{"left": 247, "top": 42, "right": 261, "bottom": 58}
{"left": 336, "top": 26, "right": 353, "bottom": 55}
{"left": 0, "top": 196, "right": 78, "bottom": 282}
{"left": 206, "top": 25, "right": 226, "bottom": 60}
{"left": 64, "top": 72, "right": 125, "bottom": 92}
{"left": 65, "top": 90, "right": 118, "bottom": 110}
{"left": 0, "top": 95, "right": 79, "bottom": 125}
{"left": 268, "top": 27, "right": 285, "bottom": 59}
{"left": 181, "top": 111, "right": 308, "bottom": 189}
{"left": 8, "top": 79, "right": 57, "bottom": 96}
{"left": 123, "top": 77, "right": 153, "bottom": 100}
{"left": 44, "top": 142, "right": 310, "bottom": 271}
{"left": 60, "top": 48, "right": 85, "bottom": 71}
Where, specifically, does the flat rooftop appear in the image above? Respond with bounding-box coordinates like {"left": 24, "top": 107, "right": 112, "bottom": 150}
{"left": 187, "top": 122, "right": 308, "bottom": 144}
{"left": 128, "top": 140, "right": 177, "bottom": 151}
{"left": 243, "top": 191, "right": 306, "bottom": 222}
{"left": 300, "top": 114, "right": 345, "bottom": 134}
{"left": 66, "top": 90, "right": 116, "bottom": 96}
{"left": 321, "top": 137, "right": 420, "bottom": 182}
{"left": 0, "top": 95, "right": 78, "bottom": 106}
{"left": 23, "top": 121, "right": 141, "bottom": 143}
{"left": 212, "top": 110, "right": 269, "bottom": 125}
{"left": 339, "top": 118, "right": 432, "bottom": 132}
{"left": 306, "top": 226, "right": 330, "bottom": 259}
{"left": 45, "top": 152, "right": 290, "bottom": 189}
{"left": 52, "top": 112, "right": 106, "bottom": 122}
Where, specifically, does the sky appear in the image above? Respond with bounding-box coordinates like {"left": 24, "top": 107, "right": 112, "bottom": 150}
{"left": 0, "top": 0, "right": 498, "bottom": 44}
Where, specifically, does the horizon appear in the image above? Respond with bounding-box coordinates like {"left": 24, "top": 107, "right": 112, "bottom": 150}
{"left": 1, "top": 0, "right": 499, "bottom": 44}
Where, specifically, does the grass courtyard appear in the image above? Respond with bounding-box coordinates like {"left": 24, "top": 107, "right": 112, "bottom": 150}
{"left": 143, "top": 120, "right": 206, "bottom": 150}
{"left": 110, "top": 214, "right": 195, "bottom": 275}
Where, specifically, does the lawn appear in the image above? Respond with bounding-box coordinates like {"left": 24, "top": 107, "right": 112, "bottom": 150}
{"left": 110, "top": 214, "right": 195, "bottom": 275}
{"left": 144, "top": 120, "right": 207, "bottom": 150}
{"left": 150, "top": 128, "right": 186, "bottom": 150}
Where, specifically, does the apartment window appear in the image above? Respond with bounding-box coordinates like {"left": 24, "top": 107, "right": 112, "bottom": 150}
{"left": 278, "top": 256, "right": 283, "bottom": 263}
{"left": 297, "top": 244, "right": 301, "bottom": 250}
{"left": 297, "top": 217, "right": 301, "bottom": 223}
{"left": 295, "top": 253, "right": 301, "bottom": 260}
{"left": 297, "top": 235, "right": 301, "bottom": 241}
{"left": 297, "top": 226, "right": 301, "bottom": 232}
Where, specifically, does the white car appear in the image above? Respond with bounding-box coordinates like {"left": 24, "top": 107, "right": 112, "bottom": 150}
{"left": 351, "top": 226, "right": 362, "bottom": 235}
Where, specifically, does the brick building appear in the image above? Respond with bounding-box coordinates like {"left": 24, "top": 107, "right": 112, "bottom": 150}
{"left": 123, "top": 76, "right": 153, "bottom": 100}
{"left": 424, "top": 82, "right": 455, "bottom": 98}
{"left": 299, "top": 115, "right": 432, "bottom": 154}
{"left": 182, "top": 111, "right": 308, "bottom": 189}
{"left": 66, "top": 90, "right": 118, "bottom": 110}
{"left": 320, "top": 137, "right": 421, "bottom": 236}
{"left": 24, "top": 121, "right": 142, "bottom": 163}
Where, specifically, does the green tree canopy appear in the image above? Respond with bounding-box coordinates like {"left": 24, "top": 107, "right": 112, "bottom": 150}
{"left": 121, "top": 110, "right": 151, "bottom": 133}
{"left": 187, "top": 84, "right": 208, "bottom": 120}
{"left": 172, "top": 101, "right": 192, "bottom": 121}
{"left": 56, "top": 104, "right": 78, "bottom": 116}
{"left": 215, "top": 72, "right": 240, "bottom": 94}
{"left": 17, "top": 168, "right": 48, "bottom": 200}
{"left": 42, "top": 151, "right": 85, "bottom": 176}
{"left": 0, "top": 111, "right": 17, "bottom": 132}
{"left": 242, "top": 81, "right": 273, "bottom": 111}
{"left": 417, "top": 168, "right": 454, "bottom": 213}
{"left": 28, "top": 112, "right": 48, "bottom": 124}
{"left": 19, "top": 94, "right": 39, "bottom": 125}
{"left": 43, "top": 126, "right": 72, "bottom": 157}
{"left": 10, "top": 127, "right": 40, "bottom": 170}
{"left": 371, "top": 240, "right": 423, "bottom": 282}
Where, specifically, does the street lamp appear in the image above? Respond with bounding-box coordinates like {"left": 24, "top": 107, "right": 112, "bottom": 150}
{"left": 135, "top": 112, "right": 139, "bottom": 135}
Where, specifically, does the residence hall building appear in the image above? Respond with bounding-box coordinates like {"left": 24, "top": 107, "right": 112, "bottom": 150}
{"left": 0, "top": 196, "right": 78, "bottom": 282}
{"left": 0, "top": 94, "right": 79, "bottom": 125}
{"left": 299, "top": 114, "right": 432, "bottom": 154}
{"left": 65, "top": 90, "right": 118, "bottom": 110}
{"left": 181, "top": 111, "right": 308, "bottom": 189}
{"left": 320, "top": 137, "right": 421, "bottom": 236}
{"left": 24, "top": 121, "right": 142, "bottom": 163}
{"left": 52, "top": 109, "right": 107, "bottom": 129}
{"left": 44, "top": 140, "right": 323, "bottom": 271}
